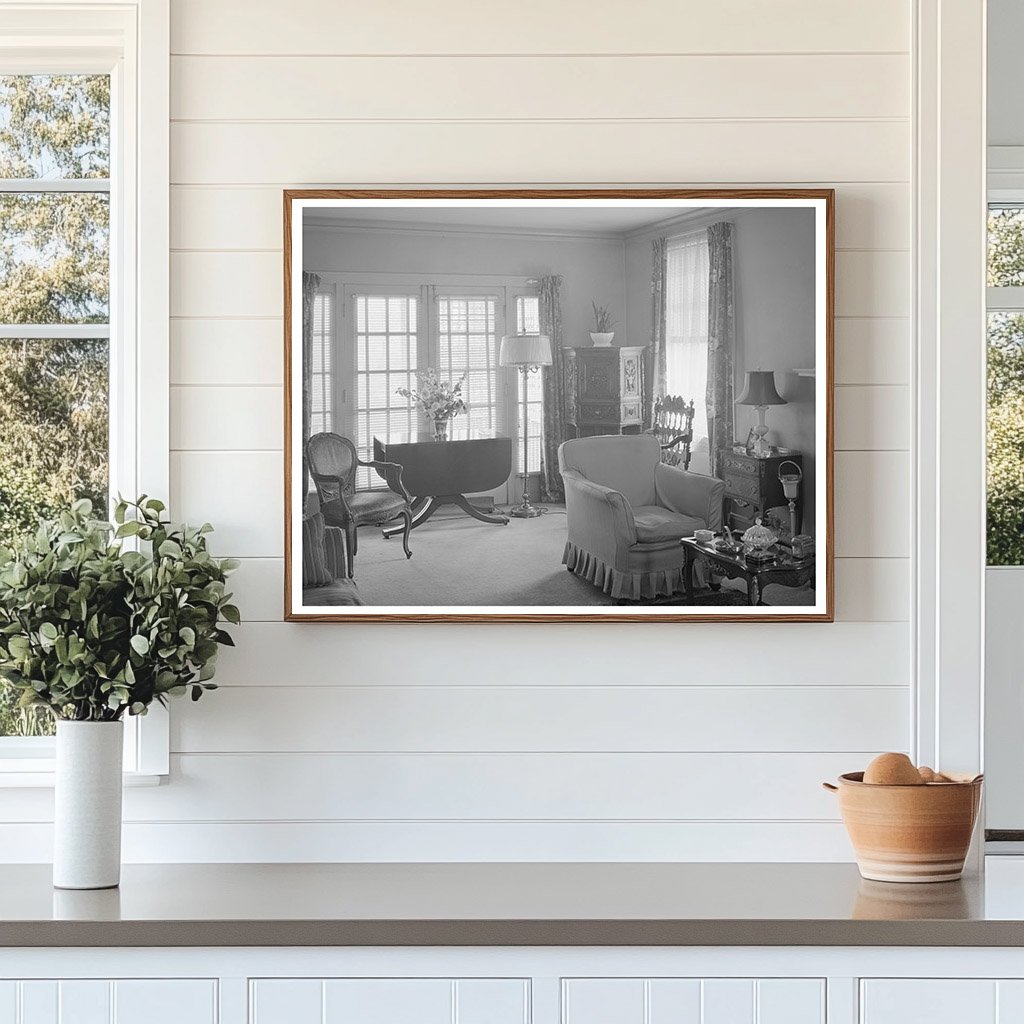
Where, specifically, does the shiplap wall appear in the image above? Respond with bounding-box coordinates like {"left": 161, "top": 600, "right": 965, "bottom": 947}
{"left": 16, "top": 0, "right": 916, "bottom": 861}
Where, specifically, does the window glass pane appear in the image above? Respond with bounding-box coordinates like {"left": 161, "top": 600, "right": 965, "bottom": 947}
{"left": 0, "top": 337, "right": 108, "bottom": 738}
{"left": 988, "top": 312, "right": 1024, "bottom": 565}
{"left": 0, "top": 75, "right": 110, "bottom": 179}
{"left": 989, "top": 206, "right": 1024, "bottom": 288}
{"left": 0, "top": 192, "right": 109, "bottom": 323}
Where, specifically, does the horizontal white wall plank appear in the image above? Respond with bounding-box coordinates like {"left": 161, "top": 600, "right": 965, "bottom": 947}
{"left": 170, "top": 183, "right": 909, "bottom": 252}
{"left": 169, "top": 383, "right": 904, "bottom": 455}
{"left": 171, "top": 684, "right": 909, "bottom": 754}
{"left": 835, "top": 250, "right": 909, "bottom": 318}
{"left": 213, "top": 621, "right": 909, "bottom": 688}
{"left": 172, "top": 55, "right": 908, "bottom": 122}
{"left": 170, "top": 0, "right": 909, "bottom": 56}
{"left": 171, "top": 251, "right": 905, "bottom": 324}
{"left": 227, "top": 556, "right": 908, "bottom": 623}
{"left": 171, "top": 252, "right": 281, "bottom": 317}
{"left": 171, "top": 319, "right": 283, "bottom": 386}
{"left": 0, "top": 820, "right": 857, "bottom": 863}
{"left": 171, "top": 451, "right": 282, "bottom": 557}
{"left": 835, "top": 385, "right": 910, "bottom": 451}
{"left": 171, "top": 187, "right": 282, "bottom": 250}
{"left": 120, "top": 752, "right": 861, "bottom": 821}
{"left": 171, "top": 386, "right": 281, "bottom": 451}
{"left": 834, "top": 451, "right": 910, "bottom": 557}
{"left": 833, "top": 558, "right": 909, "bottom": 622}
{"left": 834, "top": 318, "right": 909, "bottom": 385}
{"left": 171, "top": 447, "right": 903, "bottom": 560}
{"left": 170, "top": 121, "right": 909, "bottom": 186}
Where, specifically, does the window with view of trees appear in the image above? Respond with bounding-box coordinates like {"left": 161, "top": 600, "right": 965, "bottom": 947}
{"left": 987, "top": 206, "right": 1024, "bottom": 565}
{"left": 0, "top": 74, "right": 111, "bottom": 737}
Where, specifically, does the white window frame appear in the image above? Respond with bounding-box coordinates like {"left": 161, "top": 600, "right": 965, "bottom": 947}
{"left": 0, "top": 0, "right": 170, "bottom": 784}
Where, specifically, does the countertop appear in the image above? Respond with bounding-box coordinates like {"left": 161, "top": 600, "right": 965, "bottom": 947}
{"left": 7, "top": 861, "right": 1024, "bottom": 947}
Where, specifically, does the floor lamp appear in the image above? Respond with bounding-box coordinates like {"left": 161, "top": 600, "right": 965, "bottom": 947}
{"left": 499, "top": 333, "right": 552, "bottom": 518}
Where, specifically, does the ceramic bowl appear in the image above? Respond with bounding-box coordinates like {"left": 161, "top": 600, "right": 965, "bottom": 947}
{"left": 823, "top": 772, "right": 983, "bottom": 883}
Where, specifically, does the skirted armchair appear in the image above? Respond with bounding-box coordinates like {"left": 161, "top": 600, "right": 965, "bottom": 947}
{"left": 558, "top": 433, "right": 725, "bottom": 601}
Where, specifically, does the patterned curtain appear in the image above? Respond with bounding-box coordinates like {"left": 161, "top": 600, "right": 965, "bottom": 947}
{"left": 301, "top": 271, "right": 321, "bottom": 504}
{"left": 647, "top": 237, "right": 668, "bottom": 428}
{"left": 705, "top": 222, "right": 735, "bottom": 479}
{"left": 538, "top": 274, "right": 566, "bottom": 502}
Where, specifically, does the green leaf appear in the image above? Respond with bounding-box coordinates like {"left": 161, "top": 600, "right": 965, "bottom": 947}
{"left": 130, "top": 634, "right": 150, "bottom": 656}
{"left": 39, "top": 622, "right": 58, "bottom": 641}
{"left": 220, "top": 604, "right": 241, "bottom": 625}
{"left": 158, "top": 539, "right": 183, "bottom": 559}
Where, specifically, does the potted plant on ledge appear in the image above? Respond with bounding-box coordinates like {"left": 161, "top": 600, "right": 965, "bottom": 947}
{"left": 589, "top": 301, "right": 618, "bottom": 347}
{"left": 0, "top": 497, "right": 239, "bottom": 890}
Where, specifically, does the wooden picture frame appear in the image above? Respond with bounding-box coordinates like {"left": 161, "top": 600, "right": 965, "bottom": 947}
{"left": 284, "top": 189, "right": 834, "bottom": 622}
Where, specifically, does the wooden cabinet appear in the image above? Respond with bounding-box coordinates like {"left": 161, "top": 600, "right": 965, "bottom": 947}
{"left": 721, "top": 450, "right": 803, "bottom": 533}
{"left": 564, "top": 346, "right": 646, "bottom": 438}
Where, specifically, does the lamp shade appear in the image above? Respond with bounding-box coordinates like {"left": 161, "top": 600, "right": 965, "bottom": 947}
{"left": 736, "top": 369, "right": 786, "bottom": 406}
{"left": 499, "top": 333, "right": 552, "bottom": 368}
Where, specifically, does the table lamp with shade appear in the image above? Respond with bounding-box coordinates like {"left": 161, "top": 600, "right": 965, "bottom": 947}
{"left": 736, "top": 369, "right": 787, "bottom": 457}
{"left": 499, "top": 333, "right": 552, "bottom": 518}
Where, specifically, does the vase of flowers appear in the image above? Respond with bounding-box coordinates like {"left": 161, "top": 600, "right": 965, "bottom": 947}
{"left": 396, "top": 370, "right": 467, "bottom": 441}
{"left": 589, "top": 301, "right": 618, "bottom": 347}
{"left": 0, "top": 497, "right": 239, "bottom": 889}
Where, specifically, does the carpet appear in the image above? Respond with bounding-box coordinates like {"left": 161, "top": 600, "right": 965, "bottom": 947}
{"left": 350, "top": 506, "right": 742, "bottom": 608}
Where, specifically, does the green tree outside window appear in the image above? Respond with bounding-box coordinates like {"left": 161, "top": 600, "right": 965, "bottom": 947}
{"left": 0, "top": 75, "right": 110, "bottom": 736}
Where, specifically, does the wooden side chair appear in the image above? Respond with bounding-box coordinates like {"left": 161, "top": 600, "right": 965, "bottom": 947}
{"left": 306, "top": 432, "right": 413, "bottom": 578}
{"left": 648, "top": 395, "right": 696, "bottom": 470}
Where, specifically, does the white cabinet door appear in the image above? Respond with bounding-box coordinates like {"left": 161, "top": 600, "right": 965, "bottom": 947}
{"left": 0, "top": 981, "right": 216, "bottom": 1024}
{"left": 861, "top": 980, "right": 1024, "bottom": 1024}
{"left": 562, "top": 978, "right": 825, "bottom": 1024}
{"left": 249, "top": 978, "right": 528, "bottom": 1024}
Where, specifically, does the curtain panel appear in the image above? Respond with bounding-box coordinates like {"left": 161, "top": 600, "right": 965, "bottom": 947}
{"left": 705, "top": 222, "right": 736, "bottom": 479}
{"left": 647, "top": 237, "right": 668, "bottom": 428}
{"left": 538, "top": 273, "right": 566, "bottom": 502}
{"left": 301, "top": 271, "right": 321, "bottom": 503}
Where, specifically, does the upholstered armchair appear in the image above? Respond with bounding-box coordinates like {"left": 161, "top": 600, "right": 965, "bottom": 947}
{"left": 301, "top": 512, "right": 363, "bottom": 607}
{"left": 558, "top": 433, "right": 725, "bottom": 601}
{"left": 306, "top": 432, "right": 412, "bottom": 578}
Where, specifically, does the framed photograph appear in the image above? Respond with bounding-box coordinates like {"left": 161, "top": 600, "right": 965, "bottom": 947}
{"left": 284, "top": 189, "right": 834, "bottom": 622}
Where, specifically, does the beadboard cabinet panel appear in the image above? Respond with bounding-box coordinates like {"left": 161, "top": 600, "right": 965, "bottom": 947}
{"left": 172, "top": 55, "right": 908, "bottom": 122}
{"left": 562, "top": 978, "right": 825, "bottom": 1024}
{"left": 249, "top": 979, "right": 528, "bottom": 1024}
{"left": 170, "top": 0, "right": 909, "bottom": 55}
{"left": 2, "top": 981, "right": 217, "bottom": 1024}
{"left": 860, "top": 980, "right": 997, "bottom": 1023}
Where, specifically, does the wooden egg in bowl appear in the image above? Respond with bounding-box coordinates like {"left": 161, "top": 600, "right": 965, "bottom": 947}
{"left": 822, "top": 771, "right": 983, "bottom": 883}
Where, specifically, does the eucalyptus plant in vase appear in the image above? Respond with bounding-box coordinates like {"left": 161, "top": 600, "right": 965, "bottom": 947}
{"left": 0, "top": 497, "right": 239, "bottom": 889}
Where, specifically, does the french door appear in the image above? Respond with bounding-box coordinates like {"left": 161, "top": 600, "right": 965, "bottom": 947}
{"left": 334, "top": 281, "right": 514, "bottom": 499}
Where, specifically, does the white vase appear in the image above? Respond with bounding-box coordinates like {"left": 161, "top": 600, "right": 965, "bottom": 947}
{"left": 590, "top": 332, "right": 615, "bottom": 347}
{"left": 53, "top": 720, "right": 124, "bottom": 890}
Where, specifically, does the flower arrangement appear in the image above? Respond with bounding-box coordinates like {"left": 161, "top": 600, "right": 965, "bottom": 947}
{"left": 396, "top": 369, "right": 467, "bottom": 423}
{"left": 0, "top": 496, "right": 238, "bottom": 723}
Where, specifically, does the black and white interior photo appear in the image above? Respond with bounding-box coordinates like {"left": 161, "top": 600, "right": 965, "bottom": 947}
{"left": 286, "top": 192, "right": 832, "bottom": 620}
